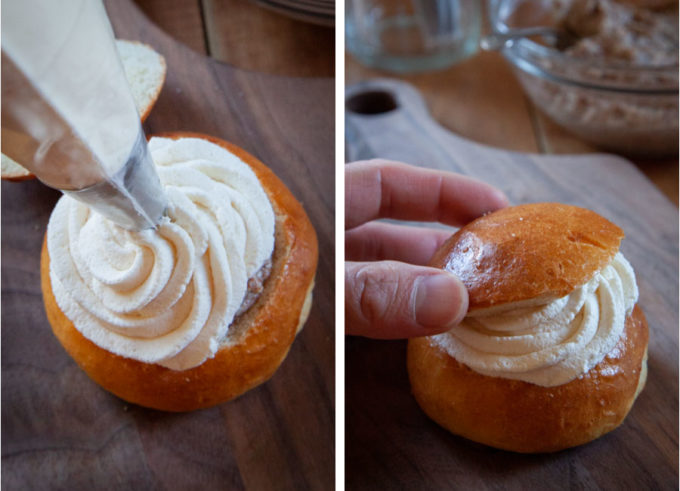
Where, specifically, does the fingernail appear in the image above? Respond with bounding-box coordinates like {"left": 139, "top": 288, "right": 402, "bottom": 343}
{"left": 414, "top": 273, "right": 468, "bottom": 330}
{"left": 491, "top": 189, "right": 510, "bottom": 208}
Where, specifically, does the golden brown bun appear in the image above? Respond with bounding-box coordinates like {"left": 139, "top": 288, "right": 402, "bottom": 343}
{"left": 429, "top": 203, "right": 624, "bottom": 311}
{"left": 408, "top": 306, "right": 648, "bottom": 453}
{"left": 409, "top": 203, "right": 648, "bottom": 452}
{"left": 41, "top": 132, "right": 318, "bottom": 412}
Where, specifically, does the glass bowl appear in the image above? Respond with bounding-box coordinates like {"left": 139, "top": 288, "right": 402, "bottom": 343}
{"left": 488, "top": 0, "right": 678, "bottom": 157}
{"left": 346, "top": 0, "right": 482, "bottom": 73}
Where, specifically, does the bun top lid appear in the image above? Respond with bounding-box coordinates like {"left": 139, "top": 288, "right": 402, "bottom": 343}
{"left": 430, "top": 203, "right": 624, "bottom": 312}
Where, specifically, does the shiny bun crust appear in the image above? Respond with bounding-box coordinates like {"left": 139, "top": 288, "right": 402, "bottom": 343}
{"left": 409, "top": 203, "right": 648, "bottom": 452}
{"left": 408, "top": 306, "right": 648, "bottom": 453}
{"left": 429, "top": 203, "right": 624, "bottom": 311}
{"left": 41, "top": 132, "right": 318, "bottom": 412}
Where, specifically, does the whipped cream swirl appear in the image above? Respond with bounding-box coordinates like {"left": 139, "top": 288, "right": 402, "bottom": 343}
{"left": 47, "top": 137, "right": 275, "bottom": 371}
{"left": 432, "top": 253, "right": 638, "bottom": 387}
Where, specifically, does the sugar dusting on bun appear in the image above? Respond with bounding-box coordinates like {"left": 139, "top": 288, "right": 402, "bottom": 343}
{"left": 429, "top": 203, "right": 624, "bottom": 311}
{"left": 408, "top": 202, "right": 648, "bottom": 452}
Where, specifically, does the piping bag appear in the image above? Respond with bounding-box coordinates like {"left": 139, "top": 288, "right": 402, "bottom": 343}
{"left": 1, "top": 0, "right": 167, "bottom": 231}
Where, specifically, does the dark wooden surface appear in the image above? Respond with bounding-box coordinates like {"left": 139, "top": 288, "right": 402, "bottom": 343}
{"left": 345, "top": 79, "right": 678, "bottom": 490}
{"left": 347, "top": 49, "right": 678, "bottom": 206}
{"left": 1, "top": 0, "right": 334, "bottom": 489}
{"left": 135, "top": 0, "right": 334, "bottom": 77}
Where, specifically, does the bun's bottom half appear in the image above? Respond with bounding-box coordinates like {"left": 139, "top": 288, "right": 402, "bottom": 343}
{"left": 41, "top": 132, "right": 318, "bottom": 412}
{"left": 407, "top": 305, "right": 648, "bottom": 453}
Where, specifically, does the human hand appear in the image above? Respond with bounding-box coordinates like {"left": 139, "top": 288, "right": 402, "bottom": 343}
{"left": 345, "top": 159, "right": 508, "bottom": 339}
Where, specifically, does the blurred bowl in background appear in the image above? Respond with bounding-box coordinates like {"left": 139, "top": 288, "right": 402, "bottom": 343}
{"left": 488, "top": 0, "right": 678, "bottom": 157}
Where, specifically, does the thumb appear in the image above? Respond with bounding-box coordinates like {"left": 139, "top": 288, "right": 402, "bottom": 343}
{"left": 346, "top": 260, "right": 468, "bottom": 339}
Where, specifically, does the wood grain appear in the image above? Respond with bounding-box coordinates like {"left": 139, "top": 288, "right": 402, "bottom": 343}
{"left": 135, "top": 0, "right": 334, "bottom": 77}
{"left": 346, "top": 52, "right": 540, "bottom": 154}
{"left": 346, "top": 52, "right": 678, "bottom": 206}
{"left": 1, "top": 0, "right": 334, "bottom": 488}
{"left": 345, "top": 79, "right": 678, "bottom": 489}
{"left": 202, "top": 0, "right": 334, "bottom": 77}
{"left": 531, "top": 109, "right": 679, "bottom": 206}
{"left": 133, "top": 0, "right": 207, "bottom": 55}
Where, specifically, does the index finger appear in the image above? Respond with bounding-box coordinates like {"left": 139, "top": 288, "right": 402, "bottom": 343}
{"left": 345, "top": 159, "right": 508, "bottom": 230}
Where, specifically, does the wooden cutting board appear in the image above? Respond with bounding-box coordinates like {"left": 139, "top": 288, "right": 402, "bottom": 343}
{"left": 1, "top": 1, "right": 334, "bottom": 489}
{"left": 346, "top": 78, "right": 678, "bottom": 489}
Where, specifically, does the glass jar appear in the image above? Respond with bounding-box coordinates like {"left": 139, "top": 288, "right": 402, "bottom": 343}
{"left": 346, "top": 0, "right": 482, "bottom": 73}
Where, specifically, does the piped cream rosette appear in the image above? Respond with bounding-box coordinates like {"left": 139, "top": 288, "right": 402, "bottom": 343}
{"left": 47, "top": 137, "right": 275, "bottom": 371}
{"left": 432, "top": 253, "right": 638, "bottom": 387}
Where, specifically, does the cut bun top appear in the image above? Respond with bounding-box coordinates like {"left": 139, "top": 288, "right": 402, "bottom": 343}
{"left": 2, "top": 39, "right": 166, "bottom": 181}
{"left": 116, "top": 39, "right": 166, "bottom": 122}
{"left": 429, "top": 203, "right": 624, "bottom": 312}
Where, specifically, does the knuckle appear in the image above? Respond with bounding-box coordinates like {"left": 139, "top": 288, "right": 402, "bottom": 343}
{"left": 353, "top": 263, "right": 401, "bottom": 326}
